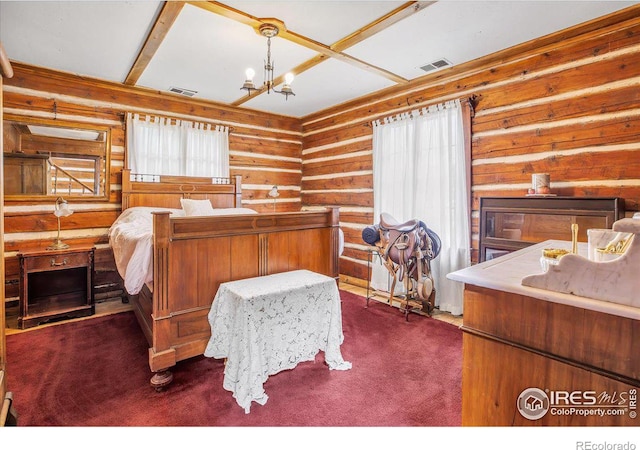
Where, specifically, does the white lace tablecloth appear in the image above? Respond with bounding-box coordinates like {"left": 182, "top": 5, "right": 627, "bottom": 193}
{"left": 204, "top": 270, "right": 352, "bottom": 413}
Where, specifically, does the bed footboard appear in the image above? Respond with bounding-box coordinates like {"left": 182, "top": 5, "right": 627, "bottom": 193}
{"left": 144, "top": 207, "right": 340, "bottom": 389}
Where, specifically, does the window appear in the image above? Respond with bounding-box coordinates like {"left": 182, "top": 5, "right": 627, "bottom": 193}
{"left": 371, "top": 99, "right": 472, "bottom": 315}
{"left": 126, "top": 113, "right": 229, "bottom": 178}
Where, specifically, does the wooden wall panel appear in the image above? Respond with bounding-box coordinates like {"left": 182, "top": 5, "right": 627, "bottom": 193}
{"left": 302, "top": 174, "right": 372, "bottom": 192}
{"left": 301, "top": 6, "right": 640, "bottom": 287}
{"left": 229, "top": 153, "right": 301, "bottom": 171}
{"left": 339, "top": 210, "right": 373, "bottom": 225}
{"left": 472, "top": 84, "right": 640, "bottom": 133}
{"left": 230, "top": 132, "right": 302, "bottom": 157}
{"left": 473, "top": 117, "right": 640, "bottom": 158}
{"left": 303, "top": 122, "right": 370, "bottom": 149}
{"left": 473, "top": 150, "right": 640, "bottom": 185}
{"left": 303, "top": 153, "right": 373, "bottom": 177}
{"left": 303, "top": 136, "right": 371, "bottom": 159}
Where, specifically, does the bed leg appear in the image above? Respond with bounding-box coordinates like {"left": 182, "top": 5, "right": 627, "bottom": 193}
{"left": 150, "top": 370, "right": 173, "bottom": 391}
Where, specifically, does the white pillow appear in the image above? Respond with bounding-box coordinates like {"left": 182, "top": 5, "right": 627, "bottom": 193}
{"left": 180, "top": 198, "right": 215, "bottom": 216}
{"left": 205, "top": 208, "right": 258, "bottom": 216}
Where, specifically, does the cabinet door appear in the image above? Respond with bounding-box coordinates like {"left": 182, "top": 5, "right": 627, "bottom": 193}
{"left": 479, "top": 197, "right": 623, "bottom": 262}
{"left": 484, "top": 210, "right": 611, "bottom": 243}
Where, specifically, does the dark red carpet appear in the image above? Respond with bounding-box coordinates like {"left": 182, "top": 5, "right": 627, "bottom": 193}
{"left": 5, "top": 290, "right": 462, "bottom": 426}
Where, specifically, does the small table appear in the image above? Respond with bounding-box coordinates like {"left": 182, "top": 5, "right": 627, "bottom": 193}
{"left": 18, "top": 246, "right": 95, "bottom": 329}
{"left": 204, "top": 270, "right": 352, "bottom": 413}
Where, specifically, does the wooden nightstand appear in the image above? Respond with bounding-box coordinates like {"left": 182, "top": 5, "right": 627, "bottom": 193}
{"left": 18, "top": 246, "right": 95, "bottom": 329}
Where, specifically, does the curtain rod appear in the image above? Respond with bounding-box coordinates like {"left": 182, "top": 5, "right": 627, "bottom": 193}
{"left": 364, "top": 94, "right": 477, "bottom": 128}
{"left": 126, "top": 111, "right": 235, "bottom": 133}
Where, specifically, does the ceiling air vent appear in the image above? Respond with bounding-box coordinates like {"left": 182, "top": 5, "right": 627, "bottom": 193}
{"left": 168, "top": 86, "right": 198, "bottom": 97}
{"left": 420, "top": 58, "right": 452, "bottom": 73}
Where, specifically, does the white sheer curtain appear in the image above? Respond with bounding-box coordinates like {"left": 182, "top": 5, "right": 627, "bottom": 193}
{"left": 127, "top": 113, "right": 229, "bottom": 178}
{"left": 127, "top": 114, "right": 182, "bottom": 176}
{"left": 183, "top": 122, "right": 229, "bottom": 178}
{"left": 371, "top": 99, "right": 470, "bottom": 315}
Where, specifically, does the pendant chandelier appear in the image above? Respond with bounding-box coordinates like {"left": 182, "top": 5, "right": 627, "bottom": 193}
{"left": 240, "top": 23, "right": 295, "bottom": 100}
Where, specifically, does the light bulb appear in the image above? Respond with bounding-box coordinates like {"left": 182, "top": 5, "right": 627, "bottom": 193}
{"left": 284, "top": 72, "right": 294, "bottom": 85}
{"left": 245, "top": 68, "right": 255, "bottom": 80}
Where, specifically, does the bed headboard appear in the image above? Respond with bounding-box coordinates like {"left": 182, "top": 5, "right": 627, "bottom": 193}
{"left": 121, "top": 168, "right": 243, "bottom": 210}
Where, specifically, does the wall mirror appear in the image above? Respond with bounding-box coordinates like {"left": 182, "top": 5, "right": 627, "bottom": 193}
{"left": 3, "top": 115, "right": 111, "bottom": 200}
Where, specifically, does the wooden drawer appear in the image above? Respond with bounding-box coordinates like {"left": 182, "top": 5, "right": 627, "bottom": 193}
{"left": 23, "top": 251, "right": 91, "bottom": 272}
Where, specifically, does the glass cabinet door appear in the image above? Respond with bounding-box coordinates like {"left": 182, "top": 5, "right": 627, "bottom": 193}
{"left": 478, "top": 197, "right": 624, "bottom": 262}
{"left": 484, "top": 211, "right": 609, "bottom": 243}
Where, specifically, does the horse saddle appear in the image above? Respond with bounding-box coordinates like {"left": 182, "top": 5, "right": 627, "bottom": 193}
{"left": 379, "top": 213, "right": 420, "bottom": 267}
{"left": 380, "top": 213, "right": 441, "bottom": 264}
{"left": 379, "top": 213, "right": 419, "bottom": 233}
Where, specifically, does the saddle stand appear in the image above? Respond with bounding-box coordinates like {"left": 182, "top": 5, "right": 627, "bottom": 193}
{"left": 375, "top": 213, "right": 437, "bottom": 321}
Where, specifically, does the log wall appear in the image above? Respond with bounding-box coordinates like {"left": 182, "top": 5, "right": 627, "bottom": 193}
{"left": 2, "top": 63, "right": 302, "bottom": 302}
{"left": 300, "top": 5, "right": 640, "bottom": 286}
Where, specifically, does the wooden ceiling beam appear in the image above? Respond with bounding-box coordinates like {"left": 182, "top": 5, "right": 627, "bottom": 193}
{"left": 190, "top": 1, "right": 425, "bottom": 94}
{"left": 227, "top": 1, "right": 434, "bottom": 106}
{"left": 124, "top": 1, "right": 185, "bottom": 86}
{"left": 189, "top": 1, "right": 262, "bottom": 28}
{"left": 331, "top": 1, "right": 436, "bottom": 52}
{"left": 276, "top": 28, "right": 408, "bottom": 84}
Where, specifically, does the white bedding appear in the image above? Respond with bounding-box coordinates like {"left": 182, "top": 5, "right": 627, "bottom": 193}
{"left": 109, "top": 206, "right": 258, "bottom": 295}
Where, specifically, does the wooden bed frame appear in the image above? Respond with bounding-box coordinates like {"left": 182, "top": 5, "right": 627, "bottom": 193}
{"left": 120, "top": 169, "right": 340, "bottom": 389}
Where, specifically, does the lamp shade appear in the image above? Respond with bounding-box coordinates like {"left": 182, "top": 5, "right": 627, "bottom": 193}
{"left": 48, "top": 197, "right": 73, "bottom": 250}
{"left": 54, "top": 197, "right": 74, "bottom": 218}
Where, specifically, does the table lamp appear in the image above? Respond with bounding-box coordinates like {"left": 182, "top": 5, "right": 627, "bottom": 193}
{"left": 48, "top": 197, "right": 74, "bottom": 250}
{"left": 268, "top": 185, "right": 279, "bottom": 212}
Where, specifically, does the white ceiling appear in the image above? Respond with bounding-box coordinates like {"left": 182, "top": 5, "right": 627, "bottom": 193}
{"left": 1, "top": 1, "right": 638, "bottom": 118}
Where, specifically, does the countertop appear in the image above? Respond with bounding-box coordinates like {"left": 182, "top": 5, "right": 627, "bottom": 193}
{"left": 447, "top": 240, "right": 640, "bottom": 320}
